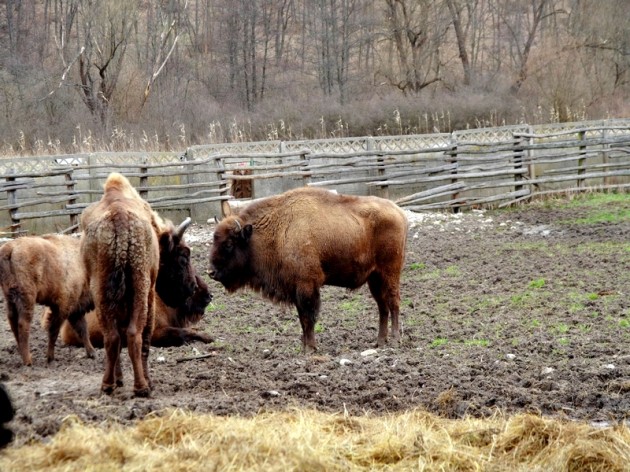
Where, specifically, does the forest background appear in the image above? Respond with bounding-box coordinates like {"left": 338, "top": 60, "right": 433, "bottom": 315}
{"left": 0, "top": 0, "right": 628, "bottom": 155}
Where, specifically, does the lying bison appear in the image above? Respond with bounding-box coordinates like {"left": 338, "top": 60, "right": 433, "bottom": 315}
{"left": 0, "top": 234, "right": 96, "bottom": 366}
{"left": 52, "top": 274, "right": 213, "bottom": 348}
{"left": 209, "top": 187, "right": 408, "bottom": 353}
{"left": 81, "top": 172, "right": 199, "bottom": 396}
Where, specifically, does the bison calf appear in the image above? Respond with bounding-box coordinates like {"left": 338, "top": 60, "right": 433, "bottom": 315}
{"left": 209, "top": 187, "right": 408, "bottom": 353}
{"left": 0, "top": 234, "right": 95, "bottom": 365}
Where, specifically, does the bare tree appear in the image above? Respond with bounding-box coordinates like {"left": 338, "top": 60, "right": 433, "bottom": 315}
{"left": 379, "top": 0, "right": 444, "bottom": 95}
{"left": 494, "top": 0, "right": 566, "bottom": 92}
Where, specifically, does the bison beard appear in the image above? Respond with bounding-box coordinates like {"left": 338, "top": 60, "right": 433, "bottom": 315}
{"left": 209, "top": 187, "right": 408, "bottom": 353}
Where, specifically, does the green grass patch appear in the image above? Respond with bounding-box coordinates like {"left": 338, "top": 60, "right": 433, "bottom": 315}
{"left": 408, "top": 262, "right": 426, "bottom": 271}
{"left": 445, "top": 265, "right": 462, "bottom": 277}
{"left": 463, "top": 339, "right": 490, "bottom": 347}
{"left": 339, "top": 296, "right": 367, "bottom": 317}
{"left": 206, "top": 302, "right": 226, "bottom": 312}
{"left": 528, "top": 278, "right": 546, "bottom": 289}
{"left": 552, "top": 323, "right": 570, "bottom": 335}
{"left": 430, "top": 338, "right": 448, "bottom": 348}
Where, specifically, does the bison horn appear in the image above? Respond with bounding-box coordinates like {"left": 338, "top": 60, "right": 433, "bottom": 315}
{"left": 176, "top": 217, "right": 192, "bottom": 237}
{"left": 234, "top": 220, "right": 242, "bottom": 232}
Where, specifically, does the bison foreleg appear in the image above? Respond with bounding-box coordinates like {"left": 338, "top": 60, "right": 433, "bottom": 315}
{"left": 45, "top": 307, "right": 63, "bottom": 364}
{"left": 295, "top": 287, "right": 321, "bottom": 354}
{"left": 67, "top": 310, "right": 96, "bottom": 359}
{"left": 151, "top": 327, "right": 214, "bottom": 347}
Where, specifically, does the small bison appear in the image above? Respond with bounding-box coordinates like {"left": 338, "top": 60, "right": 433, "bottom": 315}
{"left": 52, "top": 274, "right": 213, "bottom": 348}
{"left": 81, "top": 172, "right": 199, "bottom": 396}
{"left": 0, "top": 234, "right": 96, "bottom": 366}
{"left": 209, "top": 187, "right": 408, "bottom": 353}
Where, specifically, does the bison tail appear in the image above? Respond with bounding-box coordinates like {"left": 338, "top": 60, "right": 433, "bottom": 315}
{"left": 106, "top": 265, "right": 131, "bottom": 312}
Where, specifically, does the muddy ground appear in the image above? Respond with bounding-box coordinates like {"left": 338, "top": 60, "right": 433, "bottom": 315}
{"left": 1, "top": 196, "right": 629, "bottom": 446}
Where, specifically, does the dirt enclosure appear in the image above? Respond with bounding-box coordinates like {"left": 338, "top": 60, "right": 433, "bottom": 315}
{"left": 1, "top": 195, "right": 628, "bottom": 446}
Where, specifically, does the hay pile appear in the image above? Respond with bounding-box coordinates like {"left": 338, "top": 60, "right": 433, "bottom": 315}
{"left": 1, "top": 409, "right": 628, "bottom": 471}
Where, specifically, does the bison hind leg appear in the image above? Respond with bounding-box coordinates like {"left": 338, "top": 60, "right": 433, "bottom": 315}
{"left": 367, "top": 273, "right": 401, "bottom": 347}
{"left": 101, "top": 328, "right": 122, "bottom": 394}
{"left": 6, "top": 289, "right": 34, "bottom": 366}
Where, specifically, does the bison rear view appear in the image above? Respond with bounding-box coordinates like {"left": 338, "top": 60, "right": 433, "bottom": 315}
{"left": 209, "top": 187, "right": 408, "bottom": 353}
{"left": 81, "top": 172, "right": 200, "bottom": 397}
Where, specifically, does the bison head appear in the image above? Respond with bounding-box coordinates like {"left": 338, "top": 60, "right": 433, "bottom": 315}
{"left": 156, "top": 218, "right": 199, "bottom": 307}
{"left": 209, "top": 216, "right": 252, "bottom": 292}
{"left": 178, "top": 274, "right": 212, "bottom": 324}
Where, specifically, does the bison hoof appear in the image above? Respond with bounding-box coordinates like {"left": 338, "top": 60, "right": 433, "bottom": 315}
{"left": 198, "top": 334, "right": 215, "bottom": 343}
{"left": 101, "top": 383, "right": 117, "bottom": 395}
{"left": 115, "top": 379, "right": 124, "bottom": 387}
{"left": 86, "top": 348, "right": 96, "bottom": 359}
{"left": 134, "top": 387, "right": 151, "bottom": 398}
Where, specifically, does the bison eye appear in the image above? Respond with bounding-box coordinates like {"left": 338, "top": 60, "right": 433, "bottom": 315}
{"left": 224, "top": 240, "right": 234, "bottom": 253}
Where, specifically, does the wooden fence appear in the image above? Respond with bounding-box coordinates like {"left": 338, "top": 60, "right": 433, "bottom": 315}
{"left": 1, "top": 119, "right": 629, "bottom": 237}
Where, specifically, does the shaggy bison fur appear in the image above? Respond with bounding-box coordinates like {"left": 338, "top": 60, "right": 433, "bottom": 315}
{"left": 209, "top": 187, "right": 408, "bottom": 353}
{"left": 0, "top": 234, "right": 95, "bottom": 366}
{"left": 81, "top": 173, "right": 199, "bottom": 397}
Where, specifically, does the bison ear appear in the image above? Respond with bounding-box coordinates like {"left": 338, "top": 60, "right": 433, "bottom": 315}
{"left": 159, "top": 231, "right": 174, "bottom": 253}
{"left": 221, "top": 200, "right": 233, "bottom": 218}
{"left": 241, "top": 224, "right": 253, "bottom": 242}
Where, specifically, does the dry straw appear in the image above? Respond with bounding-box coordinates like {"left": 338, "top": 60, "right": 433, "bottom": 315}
{"left": 0, "top": 409, "right": 628, "bottom": 471}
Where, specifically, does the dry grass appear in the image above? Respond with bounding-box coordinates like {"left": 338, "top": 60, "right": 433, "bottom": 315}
{"left": 1, "top": 409, "right": 628, "bottom": 471}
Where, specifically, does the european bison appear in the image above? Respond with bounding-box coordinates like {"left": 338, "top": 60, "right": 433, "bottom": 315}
{"left": 52, "top": 274, "right": 213, "bottom": 348}
{"left": 209, "top": 187, "right": 408, "bottom": 353}
{"left": 0, "top": 234, "right": 96, "bottom": 366}
{"left": 81, "top": 172, "right": 198, "bottom": 396}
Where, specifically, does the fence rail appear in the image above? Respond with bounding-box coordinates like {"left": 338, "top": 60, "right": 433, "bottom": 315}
{"left": 2, "top": 119, "right": 630, "bottom": 236}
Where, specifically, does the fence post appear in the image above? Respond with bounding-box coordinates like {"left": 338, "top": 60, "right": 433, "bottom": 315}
{"left": 449, "top": 135, "right": 459, "bottom": 213}
{"left": 65, "top": 169, "right": 78, "bottom": 232}
{"left": 87, "top": 153, "right": 98, "bottom": 204}
{"left": 139, "top": 157, "right": 149, "bottom": 200}
{"left": 513, "top": 134, "right": 524, "bottom": 195}
{"left": 602, "top": 126, "right": 610, "bottom": 187}
{"left": 577, "top": 130, "right": 586, "bottom": 188}
{"left": 6, "top": 168, "right": 20, "bottom": 236}
{"left": 368, "top": 137, "right": 388, "bottom": 199}
{"left": 301, "top": 150, "right": 311, "bottom": 187}
{"left": 215, "top": 155, "right": 230, "bottom": 217}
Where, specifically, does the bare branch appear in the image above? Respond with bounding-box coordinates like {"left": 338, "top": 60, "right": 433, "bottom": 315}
{"left": 38, "top": 47, "right": 85, "bottom": 101}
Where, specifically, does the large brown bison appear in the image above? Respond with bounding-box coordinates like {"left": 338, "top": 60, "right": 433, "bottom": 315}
{"left": 0, "top": 234, "right": 96, "bottom": 366}
{"left": 209, "top": 187, "right": 408, "bottom": 353}
{"left": 52, "top": 274, "right": 213, "bottom": 348}
{"left": 81, "top": 172, "right": 199, "bottom": 397}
